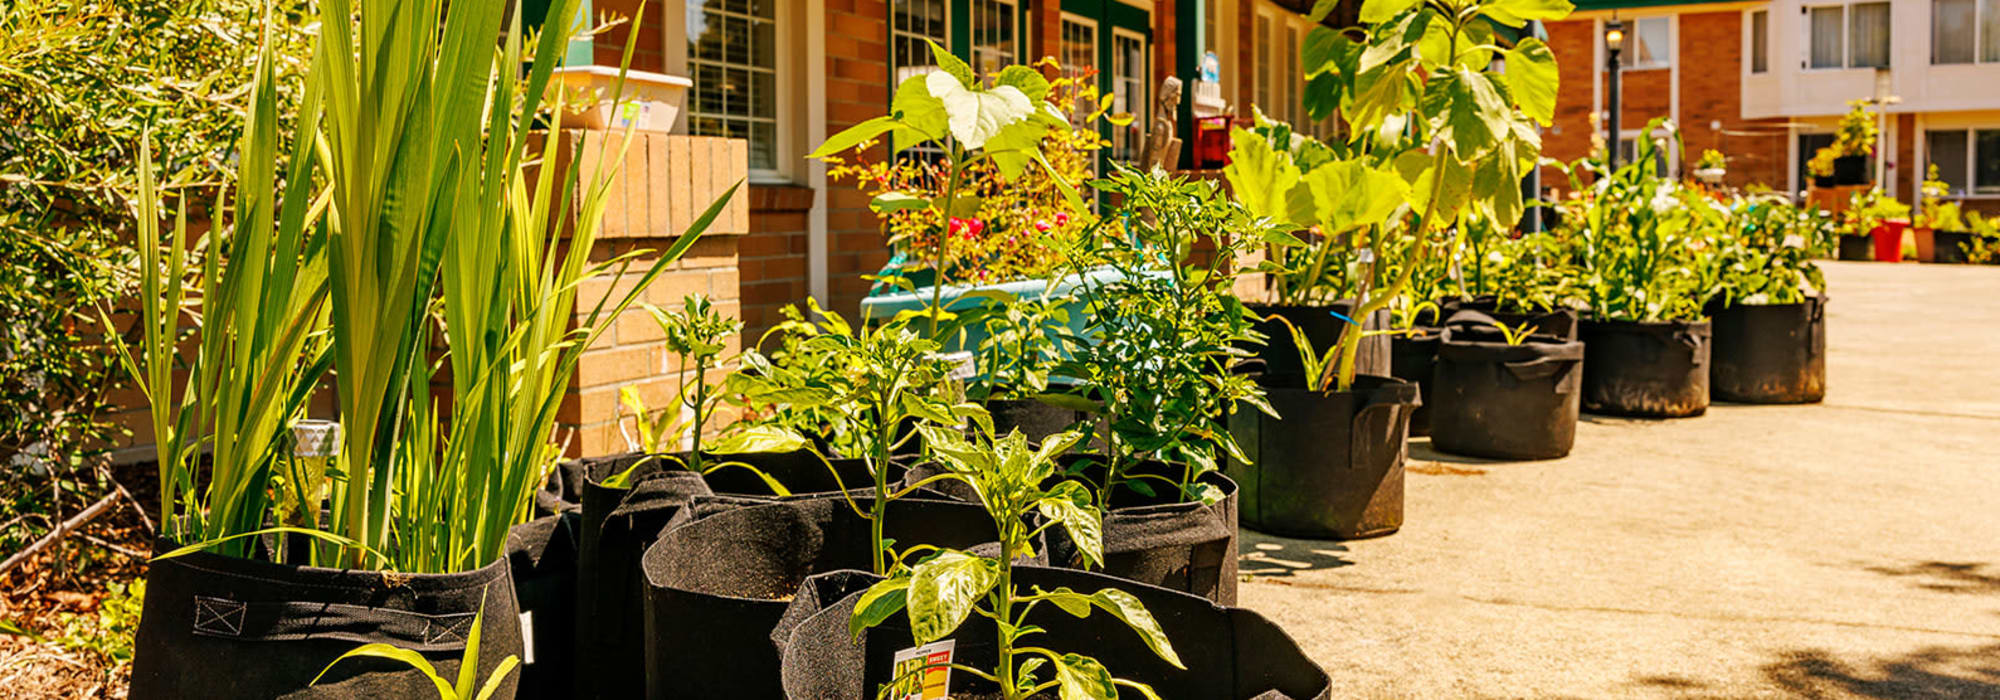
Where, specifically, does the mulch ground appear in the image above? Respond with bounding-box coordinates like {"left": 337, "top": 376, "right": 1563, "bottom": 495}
{"left": 0, "top": 461, "right": 154, "bottom": 699}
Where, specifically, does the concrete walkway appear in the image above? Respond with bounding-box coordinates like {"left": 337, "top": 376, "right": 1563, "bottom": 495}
{"left": 1238, "top": 262, "right": 2000, "bottom": 699}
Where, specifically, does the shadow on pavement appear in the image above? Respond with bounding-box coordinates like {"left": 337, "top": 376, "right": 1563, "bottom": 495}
{"left": 1236, "top": 533, "right": 1354, "bottom": 578}
{"left": 1864, "top": 561, "right": 2000, "bottom": 595}
{"left": 1407, "top": 441, "right": 1500, "bottom": 470}
{"left": 1760, "top": 643, "right": 2000, "bottom": 699}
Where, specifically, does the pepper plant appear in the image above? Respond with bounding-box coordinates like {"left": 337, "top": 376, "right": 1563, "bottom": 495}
{"left": 807, "top": 40, "right": 1082, "bottom": 334}
{"left": 1708, "top": 194, "right": 1834, "bottom": 306}
{"left": 1227, "top": 0, "right": 1573, "bottom": 392}
{"left": 1550, "top": 121, "right": 1718, "bottom": 322}
{"left": 851, "top": 419, "right": 1180, "bottom": 700}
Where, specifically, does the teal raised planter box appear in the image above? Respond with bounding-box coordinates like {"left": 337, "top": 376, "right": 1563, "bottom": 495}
{"left": 859, "top": 268, "right": 1163, "bottom": 355}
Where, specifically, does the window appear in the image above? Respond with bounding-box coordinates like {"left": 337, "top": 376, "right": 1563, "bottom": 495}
{"left": 1932, "top": 0, "right": 2000, "bottom": 64}
{"left": 1255, "top": 15, "right": 1272, "bottom": 115}
{"left": 1617, "top": 133, "right": 1675, "bottom": 177}
{"left": 970, "top": 0, "right": 1019, "bottom": 80}
{"left": 1751, "top": 10, "right": 1769, "bottom": 73}
{"left": 1797, "top": 132, "right": 1834, "bottom": 188}
{"left": 1061, "top": 15, "right": 1097, "bottom": 121}
{"left": 1283, "top": 25, "right": 1301, "bottom": 124}
{"left": 892, "top": 0, "right": 949, "bottom": 85}
{"left": 687, "top": 0, "right": 779, "bottom": 172}
{"left": 1926, "top": 128, "right": 2000, "bottom": 194}
{"left": 1111, "top": 30, "right": 1147, "bottom": 162}
{"left": 1809, "top": 3, "right": 1891, "bottom": 69}
{"left": 1618, "top": 16, "right": 1672, "bottom": 69}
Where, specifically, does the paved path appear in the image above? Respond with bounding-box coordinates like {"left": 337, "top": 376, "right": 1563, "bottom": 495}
{"left": 1238, "top": 262, "right": 2000, "bottom": 699}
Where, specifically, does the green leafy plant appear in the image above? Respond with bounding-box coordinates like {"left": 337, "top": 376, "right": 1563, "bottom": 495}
{"left": 852, "top": 419, "right": 1180, "bottom": 700}
{"left": 1809, "top": 100, "right": 1878, "bottom": 177}
{"left": 730, "top": 301, "right": 975, "bottom": 573}
{"left": 1457, "top": 216, "right": 1578, "bottom": 313}
{"left": 1490, "top": 320, "right": 1541, "bottom": 346}
{"left": 808, "top": 40, "right": 1082, "bottom": 335}
{"left": 1551, "top": 119, "right": 1718, "bottom": 322}
{"left": 314, "top": 595, "right": 516, "bottom": 700}
{"left": 1054, "top": 167, "right": 1272, "bottom": 506}
{"left": 1709, "top": 194, "right": 1833, "bottom": 306}
{"left": 1226, "top": 0, "right": 1573, "bottom": 391}
{"left": 1914, "top": 164, "right": 1966, "bottom": 231}
{"left": 631, "top": 294, "right": 744, "bottom": 469}
{"left": 959, "top": 290, "right": 1083, "bottom": 403}
{"left": 1694, "top": 149, "right": 1726, "bottom": 171}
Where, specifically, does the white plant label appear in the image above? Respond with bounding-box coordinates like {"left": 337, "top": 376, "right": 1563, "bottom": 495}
{"left": 940, "top": 351, "right": 978, "bottom": 381}
{"left": 887, "top": 639, "right": 954, "bottom": 700}
{"left": 518, "top": 612, "right": 535, "bottom": 665}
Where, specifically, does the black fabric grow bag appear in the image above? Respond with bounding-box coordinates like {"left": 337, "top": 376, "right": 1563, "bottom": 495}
{"left": 1389, "top": 328, "right": 1439, "bottom": 437}
{"left": 905, "top": 456, "right": 1241, "bottom": 606}
{"left": 1934, "top": 230, "right": 1973, "bottom": 264}
{"left": 535, "top": 458, "right": 587, "bottom": 515}
{"left": 573, "top": 447, "right": 883, "bottom": 698}
{"left": 772, "top": 566, "right": 1331, "bottom": 699}
{"left": 1227, "top": 373, "right": 1417, "bottom": 540}
{"left": 1441, "top": 297, "right": 1580, "bottom": 341}
{"left": 505, "top": 513, "right": 580, "bottom": 699}
{"left": 1708, "top": 296, "right": 1827, "bottom": 404}
{"left": 1578, "top": 317, "right": 1711, "bottom": 418}
{"left": 131, "top": 540, "right": 521, "bottom": 699}
{"left": 638, "top": 496, "right": 1011, "bottom": 699}
{"left": 1838, "top": 234, "right": 1874, "bottom": 261}
{"left": 1832, "top": 155, "right": 1869, "bottom": 185}
{"left": 985, "top": 394, "right": 1092, "bottom": 445}
{"left": 1429, "top": 313, "right": 1585, "bottom": 460}
{"left": 1245, "top": 301, "right": 1391, "bottom": 379}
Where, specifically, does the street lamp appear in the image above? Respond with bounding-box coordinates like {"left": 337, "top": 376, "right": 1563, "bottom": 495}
{"left": 1605, "top": 20, "right": 1625, "bottom": 171}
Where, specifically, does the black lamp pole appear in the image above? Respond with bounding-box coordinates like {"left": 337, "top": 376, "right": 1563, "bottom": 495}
{"left": 1605, "top": 20, "right": 1625, "bottom": 171}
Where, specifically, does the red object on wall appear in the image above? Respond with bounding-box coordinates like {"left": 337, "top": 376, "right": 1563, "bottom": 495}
{"left": 1195, "top": 116, "right": 1232, "bottom": 169}
{"left": 1872, "top": 220, "right": 1907, "bottom": 262}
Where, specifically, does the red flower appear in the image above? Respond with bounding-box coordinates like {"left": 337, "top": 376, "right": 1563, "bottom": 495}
{"left": 1034, "top": 219, "right": 1053, "bottom": 232}
{"left": 949, "top": 217, "right": 985, "bottom": 240}
{"left": 1053, "top": 211, "right": 1071, "bottom": 226}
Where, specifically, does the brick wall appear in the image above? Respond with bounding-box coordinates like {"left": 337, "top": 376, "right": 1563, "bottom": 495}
{"left": 592, "top": 0, "right": 670, "bottom": 73}
{"left": 742, "top": 185, "right": 814, "bottom": 343}
{"left": 825, "top": 0, "right": 895, "bottom": 317}
{"left": 1676, "top": 11, "right": 1786, "bottom": 191}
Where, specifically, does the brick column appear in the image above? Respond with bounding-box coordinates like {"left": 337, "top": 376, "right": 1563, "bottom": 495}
{"left": 560, "top": 131, "right": 749, "bottom": 458}
{"left": 742, "top": 185, "right": 815, "bottom": 343}
{"left": 824, "top": 0, "right": 894, "bottom": 317}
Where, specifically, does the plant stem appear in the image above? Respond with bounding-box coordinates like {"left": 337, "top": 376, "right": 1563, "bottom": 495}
{"left": 1325, "top": 145, "right": 1453, "bottom": 393}
{"left": 928, "top": 144, "right": 965, "bottom": 338}
{"left": 871, "top": 396, "right": 893, "bottom": 574}
{"left": 690, "top": 354, "right": 709, "bottom": 472}
{"left": 995, "top": 520, "right": 1018, "bottom": 700}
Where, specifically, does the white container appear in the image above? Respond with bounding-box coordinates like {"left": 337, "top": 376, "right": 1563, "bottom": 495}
{"left": 549, "top": 65, "right": 692, "bottom": 133}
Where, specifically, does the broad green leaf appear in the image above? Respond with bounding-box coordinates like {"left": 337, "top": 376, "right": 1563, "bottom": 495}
{"left": 1039, "top": 587, "right": 1093, "bottom": 617}
{"left": 1359, "top": 0, "right": 1421, "bottom": 24}
{"left": 1054, "top": 654, "right": 1118, "bottom": 700}
{"left": 1300, "top": 158, "right": 1412, "bottom": 234}
{"left": 890, "top": 74, "right": 950, "bottom": 151}
{"left": 1089, "top": 589, "right": 1184, "bottom": 669}
{"left": 986, "top": 118, "right": 1052, "bottom": 179}
{"left": 707, "top": 425, "right": 809, "bottom": 454}
{"left": 1503, "top": 38, "right": 1559, "bottom": 126}
{"left": 927, "top": 72, "right": 1036, "bottom": 150}
{"left": 870, "top": 192, "right": 931, "bottom": 214}
{"left": 907, "top": 551, "right": 999, "bottom": 643}
{"left": 1308, "top": 0, "right": 1341, "bottom": 21}
{"left": 995, "top": 64, "right": 1051, "bottom": 103}
{"left": 1483, "top": 0, "right": 1575, "bottom": 27}
{"left": 1036, "top": 480, "right": 1103, "bottom": 567}
{"left": 809, "top": 115, "right": 899, "bottom": 159}
{"left": 1302, "top": 27, "right": 1349, "bottom": 76}
{"left": 1221, "top": 128, "right": 1301, "bottom": 223}
{"left": 926, "top": 38, "right": 976, "bottom": 89}
{"left": 849, "top": 574, "right": 912, "bottom": 638}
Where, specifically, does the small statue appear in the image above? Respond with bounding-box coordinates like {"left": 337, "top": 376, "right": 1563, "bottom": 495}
{"left": 1140, "top": 77, "right": 1183, "bottom": 171}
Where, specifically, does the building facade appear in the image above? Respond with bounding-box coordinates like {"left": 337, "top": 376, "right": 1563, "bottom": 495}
{"left": 1544, "top": 0, "right": 2000, "bottom": 212}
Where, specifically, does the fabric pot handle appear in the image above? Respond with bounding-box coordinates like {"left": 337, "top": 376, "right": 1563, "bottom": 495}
{"left": 183, "top": 595, "right": 482, "bottom": 651}
{"left": 1806, "top": 296, "right": 1826, "bottom": 358}
{"left": 1501, "top": 354, "right": 1582, "bottom": 393}
{"left": 1671, "top": 328, "right": 1706, "bottom": 367}
{"left": 1442, "top": 308, "right": 1504, "bottom": 331}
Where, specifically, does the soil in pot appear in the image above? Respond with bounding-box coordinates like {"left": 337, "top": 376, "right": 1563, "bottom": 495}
{"left": 1428, "top": 312, "right": 1584, "bottom": 460}
{"left": 1226, "top": 373, "right": 1418, "bottom": 540}
{"left": 131, "top": 540, "right": 522, "bottom": 699}
{"left": 1578, "top": 317, "right": 1711, "bottom": 418}
{"left": 773, "top": 566, "right": 1331, "bottom": 700}
{"left": 1389, "top": 328, "right": 1439, "bottom": 437}
{"left": 1838, "top": 234, "right": 1874, "bottom": 261}
{"left": 638, "top": 496, "right": 1011, "bottom": 699}
{"left": 1708, "top": 296, "right": 1827, "bottom": 404}
{"left": 1441, "top": 297, "right": 1580, "bottom": 341}
{"left": 904, "top": 455, "right": 1241, "bottom": 605}
{"left": 1245, "top": 301, "right": 1391, "bottom": 379}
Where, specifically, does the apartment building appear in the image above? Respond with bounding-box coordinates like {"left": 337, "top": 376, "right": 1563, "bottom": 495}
{"left": 1544, "top": 0, "right": 2000, "bottom": 213}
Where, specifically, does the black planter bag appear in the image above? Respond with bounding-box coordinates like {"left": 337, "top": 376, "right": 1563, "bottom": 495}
{"left": 985, "top": 394, "right": 1093, "bottom": 445}
{"left": 1429, "top": 312, "right": 1585, "bottom": 460}
{"left": 505, "top": 513, "right": 580, "bottom": 699}
{"left": 1832, "top": 154, "right": 1869, "bottom": 185}
{"left": 1579, "top": 317, "right": 1711, "bottom": 418}
{"left": 1708, "top": 296, "right": 1827, "bottom": 404}
{"left": 905, "top": 456, "right": 1241, "bottom": 605}
{"left": 1245, "top": 301, "right": 1391, "bottom": 379}
{"left": 1440, "top": 296, "right": 1580, "bottom": 341}
{"left": 1227, "top": 373, "right": 1416, "bottom": 540}
{"left": 772, "top": 566, "right": 1331, "bottom": 699}
{"left": 534, "top": 458, "right": 588, "bottom": 516}
{"left": 639, "top": 496, "right": 1013, "bottom": 699}
{"left": 131, "top": 540, "right": 522, "bottom": 699}
{"left": 1934, "top": 230, "right": 1973, "bottom": 264}
{"left": 1389, "top": 329, "right": 1439, "bottom": 437}
{"left": 1838, "top": 234, "right": 1874, "bottom": 261}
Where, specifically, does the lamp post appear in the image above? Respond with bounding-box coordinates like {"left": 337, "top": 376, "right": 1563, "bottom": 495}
{"left": 1605, "top": 20, "right": 1625, "bottom": 171}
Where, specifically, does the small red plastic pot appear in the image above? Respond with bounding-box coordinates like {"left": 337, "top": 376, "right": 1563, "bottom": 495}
{"left": 1871, "top": 220, "right": 1907, "bottom": 262}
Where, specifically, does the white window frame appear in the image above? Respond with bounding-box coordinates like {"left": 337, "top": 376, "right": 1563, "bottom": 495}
{"left": 1110, "top": 27, "right": 1149, "bottom": 162}
{"left": 1922, "top": 126, "right": 2000, "bottom": 195}
{"left": 1618, "top": 16, "right": 1673, "bottom": 71}
{"left": 674, "top": 0, "right": 800, "bottom": 182}
{"left": 1804, "top": 1, "right": 1892, "bottom": 71}
{"left": 1748, "top": 9, "right": 1770, "bottom": 74}
{"left": 1201, "top": 0, "right": 1239, "bottom": 110}
{"left": 1060, "top": 13, "right": 1099, "bottom": 124}
{"left": 1617, "top": 126, "right": 1680, "bottom": 179}
{"left": 891, "top": 0, "right": 952, "bottom": 84}
{"left": 1253, "top": 4, "right": 1282, "bottom": 122}
{"left": 970, "top": 0, "right": 1021, "bottom": 80}
{"left": 1930, "top": 0, "right": 2000, "bottom": 65}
